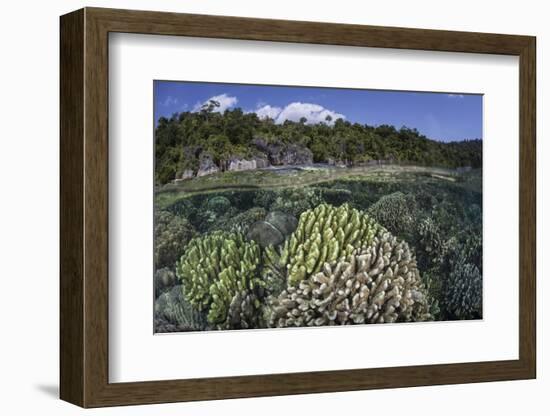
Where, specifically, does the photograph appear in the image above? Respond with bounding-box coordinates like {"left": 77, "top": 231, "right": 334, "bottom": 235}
{"left": 153, "top": 81, "right": 483, "bottom": 333}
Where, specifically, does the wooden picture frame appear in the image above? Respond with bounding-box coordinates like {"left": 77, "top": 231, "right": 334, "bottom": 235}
{"left": 60, "top": 7, "right": 536, "bottom": 408}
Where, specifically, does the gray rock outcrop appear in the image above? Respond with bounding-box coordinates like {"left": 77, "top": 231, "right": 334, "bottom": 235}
{"left": 197, "top": 154, "right": 220, "bottom": 177}
{"left": 227, "top": 156, "right": 270, "bottom": 172}
{"left": 252, "top": 138, "right": 313, "bottom": 166}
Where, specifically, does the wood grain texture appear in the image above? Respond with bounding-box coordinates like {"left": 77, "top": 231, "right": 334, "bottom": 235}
{"left": 59, "top": 8, "right": 84, "bottom": 407}
{"left": 518, "top": 38, "right": 536, "bottom": 376}
{"left": 83, "top": 10, "right": 110, "bottom": 406}
{"left": 59, "top": 7, "right": 537, "bottom": 408}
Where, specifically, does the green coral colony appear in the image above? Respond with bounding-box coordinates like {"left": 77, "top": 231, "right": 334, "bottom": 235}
{"left": 264, "top": 204, "right": 381, "bottom": 286}
{"left": 176, "top": 231, "right": 264, "bottom": 329}
{"left": 165, "top": 203, "right": 438, "bottom": 331}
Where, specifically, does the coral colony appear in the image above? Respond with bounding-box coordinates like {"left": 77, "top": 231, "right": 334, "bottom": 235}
{"left": 153, "top": 83, "right": 483, "bottom": 332}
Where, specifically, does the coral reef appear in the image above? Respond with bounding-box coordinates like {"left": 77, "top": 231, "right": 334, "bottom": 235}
{"left": 266, "top": 232, "right": 432, "bottom": 327}
{"left": 416, "top": 216, "right": 451, "bottom": 269}
{"left": 367, "top": 192, "right": 417, "bottom": 237}
{"left": 155, "top": 168, "right": 483, "bottom": 330}
{"left": 218, "top": 290, "right": 262, "bottom": 330}
{"left": 154, "top": 285, "right": 209, "bottom": 332}
{"left": 319, "top": 187, "right": 353, "bottom": 205}
{"left": 264, "top": 204, "right": 382, "bottom": 286}
{"left": 206, "top": 195, "right": 231, "bottom": 214}
{"left": 154, "top": 210, "right": 197, "bottom": 269}
{"left": 443, "top": 257, "right": 482, "bottom": 319}
{"left": 224, "top": 207, "right": 267, "bottom": 232}
{"left": 456, "top": 230, "right": 482, "bottom": 268}
{"left": 154, "top": 267, "right": 177, "bottom": 297}
{"left": 197, "top": 199, "right": 239, "bottom": 232}
{"left": 252, "top": 190, "right": 277, "bottom": 210}
{"left": 270, "top": 188, "right": 323, "bottom": 217}
{"left": 164, "top": 197, "right": 198, "bottom": 221}
{"left": 250, "top": 188, "right": 324, "bottom": 217}
{"left": 437, "top": 231, "right": 482, "bottom": 319}
{"left": 176, "top": 231, "right": 264, "bottom": 328}
{"left": 413, "top": 213, "right": 482, "bottom": 321}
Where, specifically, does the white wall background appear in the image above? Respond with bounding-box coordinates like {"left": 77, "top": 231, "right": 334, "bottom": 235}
{"left": 0, "top": 0, "right": 545, "bottom": 414}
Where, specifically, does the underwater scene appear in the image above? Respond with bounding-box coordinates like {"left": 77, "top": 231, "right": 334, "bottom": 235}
{"left": 153, "top": 81, "right": 483, "bottom": 333}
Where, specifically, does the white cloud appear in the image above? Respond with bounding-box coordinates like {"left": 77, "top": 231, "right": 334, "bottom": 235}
{"left": 161, "top": 96, "right": 179, "bottom": 107}
{"left": 192, "top": 93, "right": 238, "bottom": 113}
{"left": 254, "top": 105, "right": 283, "bottom": 120}
{"left": 195, "top": 96, "right": 346, "bottom": 125}
{"left": 274, "top": 102, "right": 345, "bottom": 125}
{"left": 249, "top": 102, "right": 345, "bottom": 125}
{"left": 447, "top": 94, "right": 465, "bottom": 99}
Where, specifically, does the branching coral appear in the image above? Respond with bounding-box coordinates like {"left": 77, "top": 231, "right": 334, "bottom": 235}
{"left": 224, "top": 207, "right": 267, "bottom": 233}
{"left": 270, "top": 188, "right": 323, "bottom": 217}
{"left": 443, "top": 257, "right": 482, "bottom": 319}
{"left": 367, "top": 192, "right": 417, "bottom": 237}
{"left": 176, "top": 231, "right": 264, "bottom": 328}
{"left": 266, "top": 232, "right": 432, "bottom": 327}
{"left": 456, "top": 231, "right": 482, "bottom": 268}
{"left": 162, "top": 193, "right": 477, "bottom": 330}
{"left": 439, "top": 232, "right": 482, "bottom": 319}
{"left": 416, "top": 216, "right": 451, "bottom": 269}
{"left": 154, "top": 210, "right": 197, "bottom": 269}
{"left": 264, "top": 204, "right": 382, "bottom": 286}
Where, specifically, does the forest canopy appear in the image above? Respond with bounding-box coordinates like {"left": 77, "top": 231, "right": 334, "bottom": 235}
{"left": 155, "top": 103, "right": 482, "bottom": 185}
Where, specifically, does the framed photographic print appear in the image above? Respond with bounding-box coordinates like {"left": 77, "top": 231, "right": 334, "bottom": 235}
{"left": 60, "top": 7, "right": 536, "bottom": 408}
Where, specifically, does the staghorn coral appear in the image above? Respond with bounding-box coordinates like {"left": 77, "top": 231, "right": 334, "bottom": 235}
{"left": 443, "top": 257, "right": 482, "bottom": 319}
{"left": 416, "top": 216, "right": 451, "bottom": 269}
{"left": 266, "top": 232, "right": 432, "bottom": 327}
{"left": 154, "top": 210, "right": 197, "bottom": 270}
{"left": 422, "top": 273, "right": 442, "bottom": 320}
{"left": 264, "top": 204, "right": 382, "bottom": 287}
{"left": 176, "top": 230, "right": 264, "bottom": 328}
{"left": 412, "top": 222, "right": 482, "bottom": 321}
{"left": 457, "top": 230, "right": 482, "bottom": 268}
{"left": 439, "top": 232, "right": 482, "bottom": 319}
{"left": 154, "top": 285, "right": 209, "bottom": 332}
{"left": 367, "top": 192, "right": 417, "bottom": 237}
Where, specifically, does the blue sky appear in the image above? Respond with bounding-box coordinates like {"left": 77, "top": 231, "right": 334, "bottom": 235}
{"left": 154, "top": 80, "right": 482, "bottom": 142}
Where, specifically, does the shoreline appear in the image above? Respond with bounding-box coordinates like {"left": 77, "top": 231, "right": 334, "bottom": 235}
{"left": 155, "top": 164, "right": 481, "bottom": 203}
